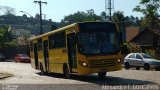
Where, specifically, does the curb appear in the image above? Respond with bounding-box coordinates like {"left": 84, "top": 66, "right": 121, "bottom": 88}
{"left": 0, "top": 73, "right": 13, "bottom": 79}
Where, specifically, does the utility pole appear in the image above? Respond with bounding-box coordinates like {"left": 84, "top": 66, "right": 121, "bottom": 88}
{"left": 105, "top": 0, "right": 114, "bottom": 21}
{"left": 34, "top": 0, "right": 47, "bottom": 35}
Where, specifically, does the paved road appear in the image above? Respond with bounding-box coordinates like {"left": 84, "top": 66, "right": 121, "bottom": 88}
{"left": 0, "top": 62, "right": 160, "bottom": 90}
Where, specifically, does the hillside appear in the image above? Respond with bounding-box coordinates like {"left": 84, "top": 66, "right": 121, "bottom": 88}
{"left": 0, "top": 14, "right": 59, "bottom": 35}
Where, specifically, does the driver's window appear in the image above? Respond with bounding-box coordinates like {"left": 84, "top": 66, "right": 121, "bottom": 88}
{"left": 136, "top": 54, "right": 142, "bottom": 59}
{"left": 129, "top": 54, "right": 135, "bottom": 58}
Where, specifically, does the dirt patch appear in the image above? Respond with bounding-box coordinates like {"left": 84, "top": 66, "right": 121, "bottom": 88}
{"left": 0, "top": 73, "right": 13, "bottom": 79}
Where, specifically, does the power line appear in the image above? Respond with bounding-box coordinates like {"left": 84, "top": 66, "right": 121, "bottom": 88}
{"left": 34, "top": 1, "right": 47, "bottom": 35}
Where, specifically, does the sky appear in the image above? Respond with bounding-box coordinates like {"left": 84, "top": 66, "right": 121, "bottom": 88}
{"left": 0, "top": 0, "right": 143, "bottom": 22}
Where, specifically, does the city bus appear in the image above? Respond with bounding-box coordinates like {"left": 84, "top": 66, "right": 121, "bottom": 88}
{"left": 29, "top": 22, "right": 123, "bottom": 79}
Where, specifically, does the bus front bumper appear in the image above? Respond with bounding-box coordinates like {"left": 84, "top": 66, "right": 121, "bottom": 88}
{"left": 77, "top": 65, "right": 122, "bottom": 75}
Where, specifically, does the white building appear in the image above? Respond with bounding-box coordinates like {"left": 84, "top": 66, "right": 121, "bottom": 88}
{"left": 11, "top": 29, "right": 31, "bottom": 37}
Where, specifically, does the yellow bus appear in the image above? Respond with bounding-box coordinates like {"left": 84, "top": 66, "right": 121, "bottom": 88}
{"left": 30, "top": 22, "right": 123, "bottom": 79}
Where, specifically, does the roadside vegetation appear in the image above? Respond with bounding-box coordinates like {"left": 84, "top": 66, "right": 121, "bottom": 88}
{"left": 0, "top": 25, "right": 18, "bottom": 48}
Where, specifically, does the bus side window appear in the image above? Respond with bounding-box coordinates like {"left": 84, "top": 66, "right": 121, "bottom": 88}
{"left": 59, "top": 32, "right": 66, "bottom": 48}
{"left": 49, "top": 33, "right": 60, "bottom": 49}
{"left": 49, "top": 35, "right": 55, "bottom": 49}
{"left": 49, "top": 31, "right": 66, "bottom": 49}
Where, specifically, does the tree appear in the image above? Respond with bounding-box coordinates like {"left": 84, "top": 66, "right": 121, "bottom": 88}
{"left": 124, "top": 16, "right": 140, "bottom": 26}
{"left": 100, "top": 11, "right": 108, "bottom": 21}
{"left": 112, "top": 11, "right": 125, "bottom": 22}
{"left": 62, "top": 11, "right": 86, "bottom": 24}
{"left": 61, "top": 9, "right": 102, "bottom": 25}
{"left": 0, "top": 6, "right": 16, "bottom": 15}
{"left": 51, "top": 24, "right": 58, "bottom": 31}
{"left": 133, "top": 0, "right": 160, "bottom": 29}
{"left": 22, "top": 14, "right": 28, "bottom": 19}
{"left": 35, "top": 13, "right": 40, "bottom": 19}
{"left": 87, "top": 9, "right": 94, "bottom": 16}
{"left": 0, "top": 25, "right": 18, "bottom": 48}
{"left": 86, "top": 9, "right": 101, "bottom": 21}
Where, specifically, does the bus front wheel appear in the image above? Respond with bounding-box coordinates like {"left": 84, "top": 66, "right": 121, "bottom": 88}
{"left": 63, "top": 64, "right": 70, "bottom": 79}
{"left": 98, "top": 72, "right": 106, "bottom": 79}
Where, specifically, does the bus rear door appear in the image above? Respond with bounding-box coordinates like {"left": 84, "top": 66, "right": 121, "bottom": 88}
{"left": 33, "top": 43, "right": 39, "bottom": 69}
{"left": 67, "top": 33, "right": 77, "bottom": 72}
{"left": 43, "top": 40, "right": 49, "bottom": 72}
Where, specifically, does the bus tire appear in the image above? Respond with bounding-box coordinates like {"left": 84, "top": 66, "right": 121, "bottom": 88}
{"left": 40, "top": 63, "right": 45, "bottom": 75}
{"left": 63, "top": 64, "right": 70, "bottom": 79}
{"left": 98, "top": 72, "right": 106, "bottom": 79}
{"left": 124, "top": 62, "right": 130, "bottom": 70}
{"left": 144, "top": 63, "right": 150, "bottom": 70}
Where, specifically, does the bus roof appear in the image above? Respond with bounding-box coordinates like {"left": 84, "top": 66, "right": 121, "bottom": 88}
{"left": 30, "top": 23, "right": 77, "bottom": 41}
{"left": 29, "top": 21, "right": 116, "bottom": 41}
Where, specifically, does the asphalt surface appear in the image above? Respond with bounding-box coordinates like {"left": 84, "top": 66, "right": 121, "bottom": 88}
{"left": 0, "top": 62, "right": 160, "bottom": 90}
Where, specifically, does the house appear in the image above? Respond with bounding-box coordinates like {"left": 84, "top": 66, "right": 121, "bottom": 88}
{"left": 131, "top": 29, "right": 160, "bottom": 50}
{"left": 126, "top": 27, "right": 140, "bottom": 42}
{"left": 10, "top": 29, "right": 31, "bottom": 37}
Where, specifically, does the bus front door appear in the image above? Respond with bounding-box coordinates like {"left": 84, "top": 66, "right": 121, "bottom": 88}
{"left": 33, "top": 43, "right": 39, "bottom": 69}
{"left": 43, "top": 40, "right": 49, "bottom": 72}
{"left": 67, "top": 33, "right": 77, "bottom": 72}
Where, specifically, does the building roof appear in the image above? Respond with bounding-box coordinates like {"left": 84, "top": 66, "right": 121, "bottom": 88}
{"left": 127, "top": 28, "right": 160, "bottom": 48}
{"left": 131, "top": 29, "right": 160, "bottom": 40}
{"left": 126, "top": 27, "right": 139, "bottom": 42}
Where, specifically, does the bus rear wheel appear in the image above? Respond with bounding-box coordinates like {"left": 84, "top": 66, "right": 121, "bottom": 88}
{"left": 98, "top": 72, "right": 106, "bottom": 79}
{"left": 63, "top": 64, "right": 70, "bottom": 79}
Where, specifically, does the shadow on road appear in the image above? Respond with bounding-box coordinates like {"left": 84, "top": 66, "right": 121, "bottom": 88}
{"left": 72, "top": 75, "right": 156, "bottom": 85}
{"left": 0, "top": 59, "right": 14, "bottom": 62}
{"left": 36, "top": 72, "right": 157, "bottom": 86}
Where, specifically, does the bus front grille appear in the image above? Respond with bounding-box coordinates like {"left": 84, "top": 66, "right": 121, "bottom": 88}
{"left": 89, "top": 59, "right": 116, "bottom": 68}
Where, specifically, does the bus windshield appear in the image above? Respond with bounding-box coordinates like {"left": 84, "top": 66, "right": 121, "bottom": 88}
{"left": 78, "top": 32, "right": 120, "bottom": 55}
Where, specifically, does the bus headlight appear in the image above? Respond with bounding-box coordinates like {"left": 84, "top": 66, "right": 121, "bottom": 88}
{"left": 117, "top": 59, "right": 121, "bottom": 63}
{"left": 82, "top": 62, "right": 87, "bottom": 66}
{"left": 79, "top": 61, "right": 88, "bottom": 67}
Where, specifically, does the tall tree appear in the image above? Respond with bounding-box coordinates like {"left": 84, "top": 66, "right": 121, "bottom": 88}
{"left": 112, "top": 11, "right": 125, "bottom": 22}
{"left": 0, "top": 25, "right": 18, "bottom": 48}
{"left": 61, "top": 9, "right": 101, "bottom": 25}
{"left": 0, "top": 6, "right": 16, "bottom": 15}
{"left": 133, "top": 0, "right": 160, "bottom": 29}
{"left": 100, "top": 11, "right": 107, "bottom": 21}
{"left": 86, "top": 9, "right": 101, "bottom": 21}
